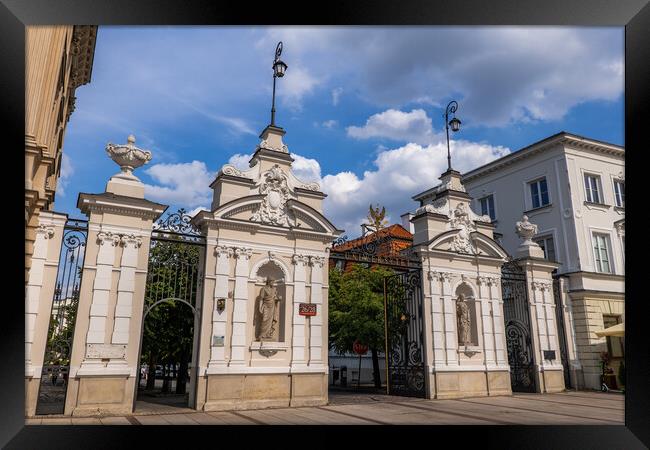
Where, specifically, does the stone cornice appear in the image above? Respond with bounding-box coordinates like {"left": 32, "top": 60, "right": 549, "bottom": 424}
{"left": 70, "top": 26, "right": 98, "bottom": 90}
{"left": 461, "top": 132, "right": 624, "bottom": 184}
{"left": 77, "top": 192, "right": 167, "bottom": 220}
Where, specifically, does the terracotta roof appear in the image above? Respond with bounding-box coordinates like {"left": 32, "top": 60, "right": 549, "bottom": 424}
{"left": 332, "top": 224, "right": 413, "bottom": 253}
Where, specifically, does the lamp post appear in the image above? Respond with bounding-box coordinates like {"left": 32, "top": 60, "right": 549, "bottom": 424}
{"left": 270, "top": 41, "right": 288, "bottom": 127}
{"left": 444, "top": 100, "right": 462, "bottom": 171}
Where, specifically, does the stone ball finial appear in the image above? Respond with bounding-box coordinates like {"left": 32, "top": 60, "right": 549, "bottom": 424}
{"left": 105, "top": 134, "right": 153, "bottom": 180}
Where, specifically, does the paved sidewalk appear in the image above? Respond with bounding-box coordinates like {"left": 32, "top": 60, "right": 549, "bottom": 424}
{"left": 27, "top": 391, "right": 624, "bottom": 426}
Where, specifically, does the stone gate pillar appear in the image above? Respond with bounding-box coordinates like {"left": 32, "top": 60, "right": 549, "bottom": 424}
{"left": 25, "top": 211, "right": 67, "bottom": 416}
{"left": 514, "top": 215, "right": 565, "bottom": 393}
{"left": 65, "top": 136, "right": 166, "bottom": 416}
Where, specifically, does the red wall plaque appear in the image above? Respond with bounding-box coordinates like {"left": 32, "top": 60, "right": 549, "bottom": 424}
{"left": 299, "top": 303, "right": 317, "bottom": 316}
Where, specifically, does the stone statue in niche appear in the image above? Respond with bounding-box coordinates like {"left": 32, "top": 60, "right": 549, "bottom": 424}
{"left": 456, "top": 293, "right": 472, "bottom": 345}
{"left": 255, "top": 277, "right": 282, "bottom": 341}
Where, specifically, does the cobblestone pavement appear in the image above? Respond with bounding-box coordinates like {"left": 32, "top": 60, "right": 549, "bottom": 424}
{"left": 27, "top": 390, "right": 624, "bottom": 426}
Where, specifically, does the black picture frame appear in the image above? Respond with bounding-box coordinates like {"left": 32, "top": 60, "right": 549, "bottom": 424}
{"left": 3, "top": 0, "right": 648, "bottom": 447}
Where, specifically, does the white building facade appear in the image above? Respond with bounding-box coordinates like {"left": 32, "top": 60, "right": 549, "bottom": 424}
{"left": 413, "top": 132, "right": 624, "bottom": 390}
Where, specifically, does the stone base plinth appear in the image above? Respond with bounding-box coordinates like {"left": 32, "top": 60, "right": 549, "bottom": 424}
{"left": 429, "top": 370, "right": 512, "bottom": 399}
{"left": 25, "top": 377, "right": 39, "bottom": 417}
{"left": 68, "top": 375, "right": 135, "bottom": 416}
{"left": 201, "top": 372, "right": 327, "bottom": 412}
{"left": 540, "top": 369, "right": 566, "bottom": 393}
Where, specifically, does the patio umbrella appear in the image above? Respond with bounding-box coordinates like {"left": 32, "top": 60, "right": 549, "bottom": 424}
{"left": 595, "top": 322, "right": 624, "bottom": 337}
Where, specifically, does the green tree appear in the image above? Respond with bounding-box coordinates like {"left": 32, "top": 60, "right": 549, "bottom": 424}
{"left": 328, "top": 264, "right": 394, "bottom": 388}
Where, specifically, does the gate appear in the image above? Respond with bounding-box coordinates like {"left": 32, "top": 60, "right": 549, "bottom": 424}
{"left": 35, "top": 218, "right": 87, "bottom": 415}
{"left": 383, "top": 269, "right": 426, "bottom": 398}
{"left": 501, "top": 259, "right": 536, "bottom": 393}
{"left": 553, "top": 276, "right": 571, "bottom": 388}
{"left": 137, "top": 209, "right": 205, "bottom": 405}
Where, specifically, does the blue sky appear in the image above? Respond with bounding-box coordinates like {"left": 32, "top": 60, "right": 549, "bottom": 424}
{"left": 57, "top": 26, "right": 624, "bottom": 234}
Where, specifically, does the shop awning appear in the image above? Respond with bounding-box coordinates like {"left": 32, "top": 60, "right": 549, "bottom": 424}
{"left": 595, "top": 322, "right": 625, "bottom": 338}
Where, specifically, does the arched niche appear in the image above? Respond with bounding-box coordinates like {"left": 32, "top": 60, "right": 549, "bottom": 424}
{"left": 454, "top": 282, "right": 479, "bottom": 347}
{"left": 252, "top": 260, "right": 287, "bottom": 343}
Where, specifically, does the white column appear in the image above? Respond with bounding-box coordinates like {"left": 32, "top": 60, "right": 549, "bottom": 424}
{"left": 440, "top": 272, "right": 458, "bottom": 366}
{"left": 291, "top": 254, "right": 308, "bottom": 369}
{"left": 428, "top": 271, "right": 446, "bottom": 369}
{"left": 86, "top": 231, "right": 120, "bottom": 344}
{"left": 110, "top": 234, "right": 142, "bottom": 344}
{"left": 477, "top": 276, "right": 496, "bottom": 367}
{"left": 530, "top": 281, "right": 549, "bottom": 370}
{"left": 308, "top": 256, "right": 324, "bottom": 367}
{"left": 540, "top": 281, "right": 561, "bottom": 369}
{"left": 489, "top": 276, "right": 508, "bottom": 366}
{"left": 230, "top": 247, "right": 252, "bottom": 366}
{"left": 25, "top": 224, "right": 56, "bottom": 376}
{"left": 209, "top": 245, "right": 233, "bottom": 368}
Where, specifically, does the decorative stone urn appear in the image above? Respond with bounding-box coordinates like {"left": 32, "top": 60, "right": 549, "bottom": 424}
{"left": 105, "top": 134, "right": 152, "bottom": 180}
{"left": 515, "top": 214, "right": 544, "bottom": 258}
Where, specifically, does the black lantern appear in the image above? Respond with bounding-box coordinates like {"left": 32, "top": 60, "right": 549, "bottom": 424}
{"left": 270, "top": 41, "right": 288, "bottom": 126}
{"left": 444, "top": 100, "right": 461, "bottom": 171}
{"left": 449, "top": 116, "right": 461, "bottom": 133}
{"left": 273, "top": 58, "right": 287, "bottom": 78}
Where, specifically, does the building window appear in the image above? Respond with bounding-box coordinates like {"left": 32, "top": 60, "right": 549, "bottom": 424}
{"left": 335, "top": 260, "right": 345, "bottom": 272}
{"left": 529, "top": 178, "right": 549, "bottom": 209}
{"left": 534, "top": 235, "right": 556, "bottom": 262}
{"left": 593, "top": 233, "right": 612, "bottom": 273}
{"left": 613, "top": 180, "right": 624, "bottom": 208}
{"left": 584, "top": 174, "right": 602, "bottom": 204}
{"left": 479, "top": 194, "right": 496, "bottom": 220}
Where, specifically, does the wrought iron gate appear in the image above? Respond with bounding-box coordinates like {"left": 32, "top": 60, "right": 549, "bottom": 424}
{"left": 137, "top": 209, "right": 205, "bottom": 403}
{"left": 35, "top": 218, "right": 87, "bottom": 415}
{"left": 553, "top": 276, "right": 571, "bottom": 388}
{"left": 501, "top": 259, "right": 536, "bottom": 393}
{"left": 383, "top": 269, "right": 426, "bottom": 398}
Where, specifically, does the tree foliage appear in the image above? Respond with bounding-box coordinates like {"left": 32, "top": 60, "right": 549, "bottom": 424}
{"left": 328, "top": 264, "right": 394, "bottom": 354}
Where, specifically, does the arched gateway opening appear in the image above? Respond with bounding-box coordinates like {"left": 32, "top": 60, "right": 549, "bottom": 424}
{"left": 134, "top": 209, "right": 205, "bottom": 413}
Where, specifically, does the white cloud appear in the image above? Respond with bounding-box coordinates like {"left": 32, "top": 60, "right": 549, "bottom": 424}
{"left": 188, "top": 205, "right": 209, "bottom": 218}
{"left": 346, "top": 109, "right": 439, "bottom": 145}
{"left": 331, "top": 87, "right": 343, "bottom": 106}
{"left": 322, "top": 119, "right": 338, "bottom": 129}
{"left": 140, "top": 142, "right": 509, "bottom": 238}
{"left": 228, "top": 153, "right": 253, "bottom": 170}
{"left": 143, "top": 161, "right": 214, "bottom": 208}
{"left": 55, "top": 153, "right": 74, "bottom": 197}
{"left": 281, "top": 64, "right": 320, "bottom": 111}
{"left": 320, "top": 140, "right": 510, "bottom": 233}
{"left": 259, "top": 27, "right": 623, "bottom": 127}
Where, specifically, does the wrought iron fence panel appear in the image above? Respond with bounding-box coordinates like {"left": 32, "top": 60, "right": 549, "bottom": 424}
{"left": 384, "top": 269, "right": 426, "bottom": 398}
{"left": 501, "top": 259, "right": 536, "bottom": 393}
{"left": 553, "top": 276, "right": 571, "bottom": 388}
{"left": 35, "top": 219, "right": 87, "bottom": 415}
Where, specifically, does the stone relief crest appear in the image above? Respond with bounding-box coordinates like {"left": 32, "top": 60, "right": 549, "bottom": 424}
{"left": 449, "top": 203, "right": 476, "bottom": 254}
{"left": 251, "top": 164, "right": 295, "bottom": 227}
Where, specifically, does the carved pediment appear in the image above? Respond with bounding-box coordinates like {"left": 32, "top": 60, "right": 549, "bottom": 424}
{"left": 428, "top": 230, "right": 508, "bottom": 259}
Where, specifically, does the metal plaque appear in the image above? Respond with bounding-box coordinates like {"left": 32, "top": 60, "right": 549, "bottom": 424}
{"left": 543, "top": 350, "right": 556, "bottom": 361}
{"left": 85, "top": 344, "right": 127, "bottom": 359}
{"left": 299, "top": 303, "right": 317, "bottom": 316}
{"left": 213, "top": 335, "right": 225, "bottom": 347}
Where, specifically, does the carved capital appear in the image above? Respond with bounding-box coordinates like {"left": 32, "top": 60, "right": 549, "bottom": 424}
{"left": 309, "top": 256, "right": 325, "bottom": 268}
{"left": 120, "top": 233, "right": 142, "bottom": 249}
{"left": 292, "top": 254, "right": 309, "bottom": 265}
{"left": 215, "top": 245, "right": 234, "bottom": 258}
{"left": 476, "top": 276, "right": 488, "bottom": 286}
{"left": 36, "top": 225, "right": 55, "bottom": 239}
{"left": 234, "top": 247, "right": 253, "bottom": 259}
{"left": 97, "top": 231, "right": 120, "bottom": 246}
{"left": 532, "top": 281, "right": 552, "bottom": 291}
{"left": 429, "top": 271, "right": 452, "bottom": 283}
